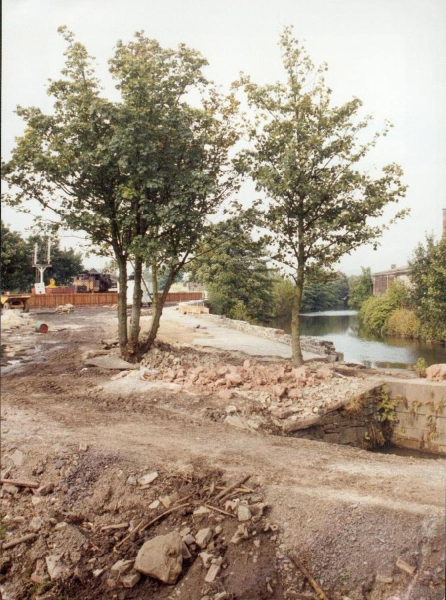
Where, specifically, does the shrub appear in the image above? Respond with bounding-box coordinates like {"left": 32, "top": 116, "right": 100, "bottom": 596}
{"left": 386, "top": 308, "right": 420, "bottom": 338}
{"left": 359, "top": 282, "right": 408, "bottom": 335}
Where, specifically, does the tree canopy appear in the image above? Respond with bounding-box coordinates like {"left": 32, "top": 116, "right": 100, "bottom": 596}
{"left": 237, "top": 27, "right": 407, "bottom": 364}
{"left": 348, "top": 267, "right": 373, "bottom": 310}
{"left": 188, "top": 219, "right": 273, "bottom": 322}
{"left": 1, "top": 221, "right": 83, "bottom": 292}
{"left": 2, "top": 28, "right": 239, "bottom": 359}
{"left": 409, "top": 234, "right": 446, "bottom": 342}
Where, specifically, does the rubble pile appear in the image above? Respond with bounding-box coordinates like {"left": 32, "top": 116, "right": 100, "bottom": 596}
{"left": 0, "top": 447, "right": 284, "bottom": 599}
{"left": 138, "top": 344, "right": 371, "bottom": 433}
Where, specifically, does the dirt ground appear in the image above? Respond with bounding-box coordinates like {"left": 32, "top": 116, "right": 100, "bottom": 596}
{"left": 1, "top": 307, "right": 445, "bottom": 600}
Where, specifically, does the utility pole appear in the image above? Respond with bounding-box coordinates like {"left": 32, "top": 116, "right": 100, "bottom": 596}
{"left": 32, "top": 239, "right": 51, "bottom": 294}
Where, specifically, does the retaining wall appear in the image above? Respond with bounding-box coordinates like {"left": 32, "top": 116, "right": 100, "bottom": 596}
{"left": 382, "top": 378, "right": 446, "bottom": 455}
{"left": 195, "top": 313, "right": 343, "bottom": 361}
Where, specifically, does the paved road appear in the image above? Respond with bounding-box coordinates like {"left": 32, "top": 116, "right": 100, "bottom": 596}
{"left": 162, "top": 307, "right": 321, "bottom": 361}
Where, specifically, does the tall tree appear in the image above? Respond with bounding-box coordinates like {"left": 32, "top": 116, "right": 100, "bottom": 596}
{"left": 238, "top": 27, "right": 407, "bottom": 365}
{"left": 188, "top": 218, "right": 273, "bottom": 322}
{"left": 3, "top": 28, "right": 239, "bottom": 360}
{"left": 348, "top": 267, "right": 373, "bottom": 310}
{"left": 409, "top": 234, "right": 446, "bottom": 342}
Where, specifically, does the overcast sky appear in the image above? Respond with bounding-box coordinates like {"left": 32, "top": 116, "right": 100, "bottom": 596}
{"left": 2, "top": 0, "right": 445, "bottom": 274}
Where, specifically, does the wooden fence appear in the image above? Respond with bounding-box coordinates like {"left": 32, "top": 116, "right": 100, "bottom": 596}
{"left": 28, "top": 291, "right": 203, "bottom": 309}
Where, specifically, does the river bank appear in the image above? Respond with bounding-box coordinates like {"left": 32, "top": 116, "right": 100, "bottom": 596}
{"left": 265, "top": 310, "right": 446, "bottom": 369}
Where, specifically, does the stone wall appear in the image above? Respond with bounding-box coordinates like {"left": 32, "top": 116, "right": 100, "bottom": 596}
{"left": 382, "top": 378, "right": 446, "bottom": 455}
{"left": 289, "top": 386, "right": 387, "bottom": 449}
{"left": 196, "top": 313, "right": 343, "bottom": 362}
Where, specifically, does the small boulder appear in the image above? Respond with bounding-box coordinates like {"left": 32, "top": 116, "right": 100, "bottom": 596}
{"left": 134, "top": 531, "right": 183, "bottom": 584}
{"left": 237, "top": 505, "right": 252, "bottom": 522}
{"left": 426, "top": 364, "right": 446, "bottom": 382}
{"left": 139, "top": 471, "right": 158, "bottom": 486}
{"left": 195, "top": 527, "right": 213, "bottom": 549}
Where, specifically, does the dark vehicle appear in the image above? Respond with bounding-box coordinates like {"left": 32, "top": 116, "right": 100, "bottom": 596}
{"left": 72, "top": 269, "right": 113, "bottom": 293}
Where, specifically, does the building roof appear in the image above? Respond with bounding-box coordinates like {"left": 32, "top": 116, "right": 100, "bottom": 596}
{"left": 372, "top": 265, "right": 410, "bottom": 277}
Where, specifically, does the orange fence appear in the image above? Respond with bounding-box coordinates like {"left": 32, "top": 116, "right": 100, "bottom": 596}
{"left": 28, "top": 291, "right": 204, "bottom": 308}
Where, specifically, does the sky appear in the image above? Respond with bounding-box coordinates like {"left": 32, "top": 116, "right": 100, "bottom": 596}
{"left": 2, "top": 0, "right": 446, "bottom": 275}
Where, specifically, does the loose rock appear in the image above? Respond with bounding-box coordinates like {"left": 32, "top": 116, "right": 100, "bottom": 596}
{"left": 134, "top": 531, "right": 183, "bottom": 584}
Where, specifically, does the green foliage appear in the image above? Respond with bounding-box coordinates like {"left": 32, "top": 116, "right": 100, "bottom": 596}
{"left": 189, "top": 218, "right": 273, "bottom": 322}
{"left": 236, "top": 27, "right": 406, "bottom": 363}
{"left": 348, "top": 267, "right": 373, "bottom": 310}
{"left": 359, "top": 281, "right": 408, "bottom": 335}
{"left": 414, "top": 357, "right": 427, "bottom": 377}
{"left": 271, "top": 272, "right": 348, "bottom": 318}
{"left": 386, "top": 308, "right": 420, "bottom": 338}
{"left": 2, "top": 28, "right": 239, "bottom": 355}
{"left": 1, "top": 221, "right": 83, "bottom": 292}
{"left": 271, "top": 277, "right": 295, "bottom": 318}
{"left": 301, "top": 273, "right": 349, "bottom": 312}
{"left": 409, "top": 234, "right": 446, "bottom": 342}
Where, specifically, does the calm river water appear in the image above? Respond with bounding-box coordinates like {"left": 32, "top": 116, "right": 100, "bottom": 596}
{"left": 271, "top": 310, "right": 446, "bottom": 369}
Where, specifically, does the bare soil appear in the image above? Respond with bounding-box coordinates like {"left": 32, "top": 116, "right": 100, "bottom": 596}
{"left": 1, "top": 308, "right": 444, "bottom": 600}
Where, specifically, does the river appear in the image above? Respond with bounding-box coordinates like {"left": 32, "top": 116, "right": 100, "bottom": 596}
{"left": 270, "top": 310, "right": 446, "bottom": 369}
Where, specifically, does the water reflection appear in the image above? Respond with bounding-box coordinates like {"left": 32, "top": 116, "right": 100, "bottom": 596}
{"left": 268, "top": 310, "right": 446, "bottom": 369}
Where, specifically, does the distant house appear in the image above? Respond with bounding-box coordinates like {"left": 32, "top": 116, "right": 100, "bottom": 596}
{"left": 372, "top": 264, "right": 411, "bottom": 296}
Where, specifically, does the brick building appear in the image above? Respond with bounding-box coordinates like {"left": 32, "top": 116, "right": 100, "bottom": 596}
{"left": 372, "top": 264, "right": 411, "bottom": 296}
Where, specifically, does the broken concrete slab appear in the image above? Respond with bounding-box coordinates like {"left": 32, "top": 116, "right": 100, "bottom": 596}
{"left": 84, "top": 356, "right": 139, "bottom": 370}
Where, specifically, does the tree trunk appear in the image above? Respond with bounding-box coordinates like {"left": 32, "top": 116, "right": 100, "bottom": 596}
{"left": 128, "top": 255, "right": 143, "bottom": 361}
{"left": 141, "top": 267, "right": 175, "bottom": 355}
{"left": 117, "top": 258, "right": 128, "bottom": 357}
{"left": 290, "top": 269, "right": 305, "bottom": 366}
{"left": 151, "top": 254, "right": 158, "bottom": 313}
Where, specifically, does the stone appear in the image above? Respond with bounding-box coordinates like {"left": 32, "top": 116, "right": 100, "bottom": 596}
{"left": 37, "top": 483, "right": 54, "bottom": 496}
{"left": 149, "top": 499, "right": 160, "bottom": 509}
{"left": 230, "top": 525, "right": 249, "bottom": 545}
{"left": 376, "top": 573, "right": 393, "bottom": 584}
{"left": 46, "top": 554, "right": 68, "bottom": 581}
{"left": 180, "top": 526, "right": 191, "bottom": 537}
{"left": 84, "top": 356, "right": 139, "bottom": 370}
{"left": 193, "top": 506, "right": 211, "bottom": 517}
{"left": 182, "top": 534, "right": 195, "bottom": 546}
{"left": 181, "top": 542, "right": 192, "bottom": 559}
{"left": 217, "top": 389, "right": 234, "bottom": 400}
{"left": 237, "top": 505, "right": 252, "bottom": 522}
{"left": 225, "top": 371, "right": 243, "bottom": 386}
{"left": 195, "top": 528, "right": 213, "bottom": 549}
{"left": 426, "top": 364, "right": 446, "bottom": 382}
{"left": 111, "top": 559, "right": 133, "bottom": 574}
{"left": 253, "top": 539, "right": 261, "bottom": 548}
{"left": 2, "top": 483, "right": 19, "bottom": 495}
{"left": 214, "top": 593, "right": 229, "bottom": 600}
{"left": 29, "top": 516, "right": 43, "bottom": 532}
{"left": 31, "top": 496, "right": 42, "bottom": 506}
{"left": 121, "top": 571, "right": 141, "bottom": 588}
{"left": 9, "top": 449, "right": 24, "bottom": 467}
{"left": 159, "top": 495, "right": 171, "bottom": 508}
{"left": 224, "top": 415, "right": 250, "bottom": 430}
{"left": 199, "top": 552, "right": 214, "bottom": 568}
{"left": 243, "top": 359, "right": 251, "bottom": 369}
{"left": 134, "top": 531, "right": 183, "bottom": 584}
{"left": 55, "top": 521, "right": 68, "bottom": 530}
{"left": 93, "top": 568, "right": 104, "bottom": 577}
{"left": 139, "top": 471, "right": 158, "bottom": 486}
{"left": 396, "top": 557, "right": 416, "bottom": 576}
{"left": 204, "top": 562, "right": 221, "bottom": 583}
{"left": 79, "top": 442, "right": 88, "bottom": 453}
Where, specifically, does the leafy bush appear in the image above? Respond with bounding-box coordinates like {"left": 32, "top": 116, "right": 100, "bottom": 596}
{"left": 359, "top": 282, "right": 408, "bottom": 335}
{"left": 271, "top": 278, "right": 295, "bottom": 318}
{"left": 348, "top": 267, "right": 373, "bottom": 310}
{"left": 386, "top": 308, "right": 420, "bottom": 338}
{"left": 409, "top": 235, "right": 446, "bottom": 343}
